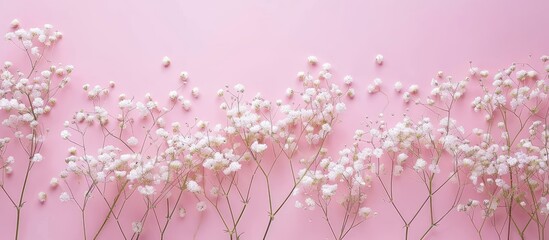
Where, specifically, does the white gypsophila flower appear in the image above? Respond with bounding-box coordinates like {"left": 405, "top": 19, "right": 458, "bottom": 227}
{"left": 335, "top": 103, "right": 346, "bottom": 112}
{"left": 196, "top": 201, "right": 207, "bottom": 212}
{"left": 375, "top": 54, "right": 384, "bottom": 65}
{"left": 178, "top": 207, "right": 186, "bottom": 218}
{"left": 344, "top": 75, "right": 353, "bottom": 85}
{"left": 216, "top": 89, "right": 224, "bottom": 97}
{"left": 179, "top": 71, "right": 189, "bottom": 81}
{"left": 118, "top": 99, "right": 132, "bottom": 108}
{"left": 60, "top": 130, "right": 71, "bottom": 139}
{"left": 127, "top": 137, "right": 139, "bottom": 146}
{"left": 373, "top": 148, "right": 383, "bottom": 158}
{"left": 402, "top": 92, "right": 411, "bottom": 103}
{"left": 413, "top": 158, "right": 426, "bottom": 171}
{"left": 50, "top": 177, "right": 59, "bottom": 188}
{"left": 322, "top": 63, "right": 332, "bottom": 71}
{"left": 162, "top": 56, "right": 171, "bottom": 67}
{"left": 286, "top": 88, "right": 294, "bottom": 98}
{"left": 428, "top": 163, "right": 441, "bottom": 174}
{"left": 367, "top": 84, "right": 378, "bottom": 94}
{"left": 373, "top": 78, "right": 382, "bottom": 86}
{"left": 38, "top": 192, "right": 47, "bottom": 203}
{"left": 138, "top": 185, "right": 155, "bottom": 195}
{"left": 223, "top": 161, "right": 242, "bottom": 175}
{"left": 132, "top": 221, "right": 143, "bottom": 233}
{"left": 397, "top": 153, "right": 408, "bottom": 164}
{"left": 347, "top": 88, "right": 355, "bottom": 98}
{"left": 168, "top": 90, "right": 178, "bottom": 100}
{"left": 358, "top": 207, "right": 373, "bottom": 218}
{"left": 307, "top": 55, "right": 318, "bottom": 65}
{"left": 10, "top": 19, "right": 20, "bottom": 28}
{"left": 191, "top": 87, "right": 200, "bottom": 98}
{"left": 305, "top": 197, "right": 316, "bottom": 210}
{"left": 321, "top": 184, "right": 338, "bottom": 198}
{"left": 186, "top": 180, "right": 202, "bottom": 193}
{"left": 408, "top": 84, "right": 419, "bottom": 94}
{"left": 234, "top": 84, "right": 245, "bottom": 93}
{"left": 59, "top": 192, "right": 70, "bottom": 202}
{"left": 169, "top": 160, "right": 182, "bottom": 169}
{"left": 394, "top": 81, "right": 403, "bottom": 92}
{"left": 32, "top": 153, "right": 43, "bottom": 162}
{"left": 182, "top": 99, "right": 191, "bottom": 110}
{"left": 251, "top": 141, "right": 267, "bottom": 153}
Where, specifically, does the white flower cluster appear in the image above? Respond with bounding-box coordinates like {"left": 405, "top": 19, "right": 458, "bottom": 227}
{"left": 0, "top": 138, "right": 14, "bottom": 174}
{"left": 4, "top": 22, "right": 63, "bottom": 51}
{"left": 452, "top": 61, "right": 549, "bottom": 219}
{"left": 471, "top": 64, "right": 548, "bottom": 120}
{"left": 296, "top": 142, "right": 371, "bottom": 216}
{"left": 0, "top": 22, "right": 70, "bottom": 193}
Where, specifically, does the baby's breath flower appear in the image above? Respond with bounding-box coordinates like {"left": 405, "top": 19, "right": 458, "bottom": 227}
{"left": 59, "top": 192, "right": 70, "bottom": 202}
{"left": 162, "top": 56, "right": 171, "bottom": 67}
{"left": 10, "top": 19, "right": 20, "bottom": 28}
{"left": 375, "top": 54, "right": 384, "bottom": 65}
{"left": 307, "top": 56, "right": 318, "bottom": 65}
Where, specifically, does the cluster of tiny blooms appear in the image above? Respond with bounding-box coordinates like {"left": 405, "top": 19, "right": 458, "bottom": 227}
{"left": 456, "top": 60, "right": 549, "bottom": 237}
{"left": 1, "top": 22, "right": 69, "bottom": 175}
{"left": 1, "top": 21, "right": 70, "bottom": 240}
{"left": 59, "top": 77, "right": 206, "bottom": 238}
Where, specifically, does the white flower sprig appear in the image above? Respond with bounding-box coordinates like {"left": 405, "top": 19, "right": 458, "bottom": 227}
{"left": 0, "top": 21, "right": 69, "bottom": 240}
{"left": 198, "top": 58, "right": 349, "bottom": 239}
{"left": 59, "top": 79, "right": 205, "bottom": 239}
{"left": 459, "top": 61, "right": 549, "bottom": 239}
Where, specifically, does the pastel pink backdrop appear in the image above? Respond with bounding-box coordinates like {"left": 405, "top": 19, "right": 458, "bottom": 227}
{"left": 0, "top": 0, "right": 548, "bottom": 239}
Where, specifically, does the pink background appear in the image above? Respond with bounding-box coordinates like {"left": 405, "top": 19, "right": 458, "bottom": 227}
{"left": 1, "top": 0, "right": 548, "bottom": 239}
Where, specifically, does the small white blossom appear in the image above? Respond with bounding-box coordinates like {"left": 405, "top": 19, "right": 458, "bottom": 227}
{"left": 394, "top": 81, "right": 403, "bottom": 92}
{"left": 138, "top": 185, "right": 155, "bottom": 195}
{"left": 178, "top": 207, "right": 186, "bottom": 218}
{"left": 408, "top": 84, "right": 419, "bottom": 94}
{"left": 191, "top": 87, "right": 200, "bottom": 98}
{"left": 344, "top": 75, "right": 353, "bottom": 85}
{"left": 32, "top": 153, "right": 43, "bottom": 162}
{"left": 59, "top": 192, "right": 70, "bottom": 202}
{"left": 127, "top": 137, "right": 139, "bottom": 146}
{"left": 132, "top": 222, "right": 143, "bottom": 233}
{"left": 251, "top": 141, "right": 267, "bottom": 153}
{"left": 10, "top": 19, "right": 20, "bottom": 28}
{"left": 162, "top": 56, "right": 171, "bottom": 67}
{"left": 179, "top": 71, "right": 189, "bottom": 81}
{"left": 186, "top": 180, "right": 202, "bottom": 193}
{"left": 234, "top": 84, "right": 245, "bottom": 93}
{"left": 413, "top": 158, "right": 426, "bottom": 171}
{"left": 321, "top": 184, "right": 338, "bottom": 198}
{"left": 322, "top": 63, "right": 332, "bottom": 71}
{"left": 305, "top": 197, "right": 316, "bottom": 210}
{"left": 38, "top": 192, "right": 47, "bottom": 203}
{"left": 60, "top": 130, "right": 71, "bottom": 139}
{"left": 168, "top": 90, "right": 178, "bottom": 100}
{"left": 50, "top": 178, "right": 59, "bottom": 188}
{"left": 375, "top": 54, "right": 384, "bottom": 65}
{"left": 196, "top": 201, "right": 207, "bottom": 212}
{"left": 307, "top": 56, "right": 318, "bottom": 65}
{"left": 223, "top": 161, "right": 242, "bottom": 175}
{"left": 358, "top": 207, "right": 373, "bottom": 218}
{"left": 286, "top": 88, "right": 294, "bottom": 98}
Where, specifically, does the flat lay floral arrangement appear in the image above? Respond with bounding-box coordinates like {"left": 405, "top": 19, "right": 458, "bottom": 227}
{"left": 0, "top": 5, "right": 548, "bottom": 240}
